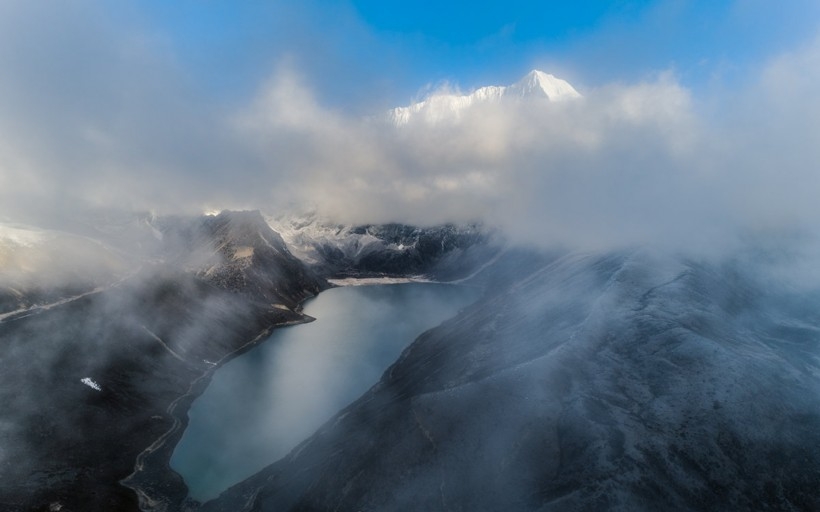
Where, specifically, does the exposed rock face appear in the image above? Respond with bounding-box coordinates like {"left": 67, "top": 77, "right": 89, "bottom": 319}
{"left": 203, "top": 250, "right": 820, "bottom": 512}
{"left": 0, "top": 211, "right": 327, "bottom": 512}
{"left": 163, "top": 211, "right": 324, "bottom": 307}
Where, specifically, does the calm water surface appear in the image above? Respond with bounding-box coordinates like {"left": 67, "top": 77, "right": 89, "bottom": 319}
{"left": 171, "top": 282, "right": 479, "bottom": 502}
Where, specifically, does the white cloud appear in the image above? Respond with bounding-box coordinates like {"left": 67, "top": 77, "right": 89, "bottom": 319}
{"left": 236, "top": 43, "right": 820, "bottom": 255}
{"left": 242, "top": 69, "right": 710, "bottom": 250}
{"left": 1, "top": 1, "right": 820, "bottom": 257}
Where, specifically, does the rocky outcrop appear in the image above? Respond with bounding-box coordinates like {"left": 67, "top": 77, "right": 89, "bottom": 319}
{"left": 164, "top": 211, "right": 325, "bottom": 306}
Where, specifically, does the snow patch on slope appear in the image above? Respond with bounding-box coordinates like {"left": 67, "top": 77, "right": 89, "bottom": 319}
{"left": 80, "top": 377, "right": 102, "bottom": 392}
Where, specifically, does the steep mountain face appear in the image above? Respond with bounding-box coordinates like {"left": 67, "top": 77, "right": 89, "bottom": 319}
{"left": 204, "top": 250, "right": 820, "bottom": 512}
{"left": 160, "top": 211, "right": 324, "bottom": 308}
{"left": 0, "top": 211, "right": 327, "bottom": 512}
{"left": 388, "top": 70, "right": 581, "bottom": 125}
{"left": 266, "top": 212, "right": 500, "bottom": 281}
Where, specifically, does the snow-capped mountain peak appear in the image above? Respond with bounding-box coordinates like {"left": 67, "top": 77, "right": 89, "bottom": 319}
{"left": 505, "top": 69, "right": 581, "bottom": 100}
{"left": 389, "top": 69, "right": 580, "bottom": 125}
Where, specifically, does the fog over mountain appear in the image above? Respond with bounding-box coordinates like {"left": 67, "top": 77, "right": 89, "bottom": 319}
{"left": 3, "top": 2, "right": 820, "bottom": 511}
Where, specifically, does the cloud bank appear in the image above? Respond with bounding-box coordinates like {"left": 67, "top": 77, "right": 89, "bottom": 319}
{"left": 236, "top": 49, "right": 820, "bottom": 253}
{"left": 1, "top": 1, "right": 820, "bottom": 254}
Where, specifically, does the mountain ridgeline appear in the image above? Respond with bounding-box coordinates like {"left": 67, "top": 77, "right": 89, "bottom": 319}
{"left": 266, "top": 212, "right": 497, "bottom": 280}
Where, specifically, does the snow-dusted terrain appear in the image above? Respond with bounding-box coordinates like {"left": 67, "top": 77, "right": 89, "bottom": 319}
{"left": 388, "top": 70, "right": 581, "bottom": 125}
{"left": 265, "top": 210, "right": 498, "bottom": 281}
{"left": 204, "top": 248, "right": 820, "bottom": 512}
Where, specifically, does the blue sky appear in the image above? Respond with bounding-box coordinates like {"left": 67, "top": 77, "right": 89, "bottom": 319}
{"left": 134, "top": 0, "right": 820, "bottom": 109}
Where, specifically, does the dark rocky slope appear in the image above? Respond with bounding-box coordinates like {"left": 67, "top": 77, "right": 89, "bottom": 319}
{"left": 204, "top": 250, "right": 820, "bottom": 512}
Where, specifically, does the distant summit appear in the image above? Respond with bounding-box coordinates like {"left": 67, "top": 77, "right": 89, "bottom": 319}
{"left": 505, "top": 69, "right": 581, "bottom": 99}
{"left": 389, "top": 70, "right": 580, "bottom": 125}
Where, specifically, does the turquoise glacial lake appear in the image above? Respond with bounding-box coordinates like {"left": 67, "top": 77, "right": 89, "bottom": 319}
{"left": 170, "top": 282, "right": 479, "bottom": 502}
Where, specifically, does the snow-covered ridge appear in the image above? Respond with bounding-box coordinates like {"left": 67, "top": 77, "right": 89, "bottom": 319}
{"left": 389, "top": 70, "right": 581, "bottom": 125}
{"left": 264, "top": 210, "right": 493, "bottom": 281}
{"left": 264, "top": 211, "right": 400, "bottom": 267}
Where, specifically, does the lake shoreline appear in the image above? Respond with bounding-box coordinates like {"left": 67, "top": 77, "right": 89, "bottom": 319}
{"left": 165, "top": 281, "right": 480, "bottom": 506}
{"left": 120, "top": 307, "right": 319, "bottom": 512}
{"left": 327, "top": 275, "right": 432, "bottom": 286}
